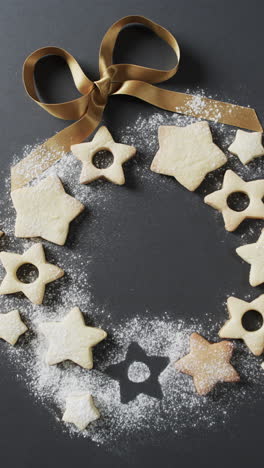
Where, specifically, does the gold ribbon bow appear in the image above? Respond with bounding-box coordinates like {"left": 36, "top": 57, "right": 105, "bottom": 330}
{"left": 11, "top": 15, "right": 262, "bottom": 191}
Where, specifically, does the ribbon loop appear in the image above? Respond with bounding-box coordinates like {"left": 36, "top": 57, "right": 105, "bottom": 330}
{"left": 12, "top": 15, "right": 262, "bottom": 191}
{"left": 99, "top": 14, "right": 180, "bottom": 83}
{"left": 23, "top": 46, "right": 94, "bottom": 121}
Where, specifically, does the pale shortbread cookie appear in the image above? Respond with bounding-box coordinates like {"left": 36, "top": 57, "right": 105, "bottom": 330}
{"left": 228, "top": 130, "right": 264, "bottom": 165}
{"left": 0, "top": 310, "right": 27, "bottom": 345}
{"left": 11, "top": 176, "right": 84, "bottom": 246}
{"left": 204, "top": 170, "right": 264, "bottom": 231}
{"left": 219, "top": 295, "right": 264, "bottom": 355}
{"left": 150, "top": 121, "right": 227, "bottom": 191}
{"left": 175, "top": 333, "right": 239, "bottom": 395}
{"left": 0, "top": 243, "right": 64, "bottom": 304}
{"left": 236, "top": 229, "right": 264, "bottom": 286}
{"left": 39, "top": 306, "right": 107, "bottom": 369}
{"left": 62, "top": 393, "right": 100, "bottom": 431}
{"left": 71, "top": 126, "right": 136, "bottom": 185}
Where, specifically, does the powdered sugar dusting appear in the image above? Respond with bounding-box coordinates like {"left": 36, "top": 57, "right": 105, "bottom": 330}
{"left": 7, "top": 310, "right": 264, "bottom": 448}
{"left": 128, "top": 361, "right": 151, "bottom": 383}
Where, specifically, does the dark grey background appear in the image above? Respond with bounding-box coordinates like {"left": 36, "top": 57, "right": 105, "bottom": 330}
{"left": 0, "top": 0, "right": 264, "bottom": 466}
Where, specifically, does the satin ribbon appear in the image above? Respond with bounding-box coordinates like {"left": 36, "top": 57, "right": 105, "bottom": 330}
{"left": 11, "top": 15, "right": 263, "bottom": 191}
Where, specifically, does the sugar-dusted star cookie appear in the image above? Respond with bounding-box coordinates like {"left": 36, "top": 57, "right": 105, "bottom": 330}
{"left": 0, "top": 310, "right": 27, "bottom": 345}
{"left": 39, "top": 306, "right": 107, "bottom": 369}
{"left": 219, "top": 295, "right": 264, "bottom": 355}
{"left": 236, "top": 229, "right": 264, "bottom": 286}
{"left": 0, "top": 243, "right": 64, "bottom": 304}
{"left": 204, "top": 170, "right": 264, "bottom": 231}
{"left": 150, "top": 121, "right": 227, "bottom": 191}
{"left": 175, "top": 333, "right": 240, "bottom": 395}
{"left": 11, "top": 176, "right": 84, "bottom": 246}
{"left": 228, "top": 130, "right": 264, "bottom": 165}
{"left": 62, "top": 393, "right": 100, "bottom": 431}
{"left": 71, "top": 126, "right": 136, "bottom": 185}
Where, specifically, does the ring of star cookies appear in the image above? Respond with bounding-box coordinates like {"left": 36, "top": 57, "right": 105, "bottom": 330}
{"left": 2, "top": 121, "right": 264, "bottom": 431}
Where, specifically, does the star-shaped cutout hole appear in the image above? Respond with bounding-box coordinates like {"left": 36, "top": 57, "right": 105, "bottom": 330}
{"left": 0, "top": 243, "right": 64, "bottom": 304}
{"left": 0, "top": 310, "right": 27, "bottom": 345}
{"left": 39, "top": 307, "right": 107, "bottom": 369}
{"left": 150, "top": 121, "right": 227, "bottom": 191}
{"left": 71, "top": 126, "right": 136, "bottom": 185}
{"left": 204, "top": 170, "right": 264, "bottom": 231}
{"left": 175, "top": 333, "right": 240, "bottom": 395}
{"left": 106, "top": 342, "right": 169, "bottom": 403}
{"left": 236, "top": 229, "right": 264, "bottom": 286}
{"left": 62, "top": 393, "right": 100, "bottom": 431}
{"left": 11, "top": 176, "right": 85, "bottom": 246}
{"left": 228, "top": 130, "right": 264, "bottom": 165}
{"left": 219, "top": 295, "right": 264, "bottom": 355}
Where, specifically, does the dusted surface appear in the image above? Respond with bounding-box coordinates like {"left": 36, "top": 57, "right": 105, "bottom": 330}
{"left": 0, "top": 1, "right": 263, "bottom": 467}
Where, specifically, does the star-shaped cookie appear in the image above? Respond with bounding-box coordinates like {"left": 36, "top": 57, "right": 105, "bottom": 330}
{"left": 0, "top": 310, "right": 27, "bottom": 345}
{"left": 219, "top": 295, "right": 264, "bottom": 355}
{"left": 62, "top": 393, "right": 100, "bottom": 431}
{"left": 236, "top": 229, "right": 264, "bottom": 286}
{"left": 175, "top": 333, "right": 240, "bottom": 395}
{"left": 204, "top": 170, "right": 264, "bottom": 231}
{"left": 71, "top": 126, "right": 136, "bottom": 185}
{"left": 150, "top": 121, "right": 227, "bottom": 191}
{"left": 39, "top": 306, "right": 107, "bottom": 369}
{"left": 11, "top": 176, "right": 84, "bottom": 246}
{"left": 228, "top": 130, "right": 264, "bottom": 165}
{"left": 0, "top": 243, "right": 64, "bottom": 304}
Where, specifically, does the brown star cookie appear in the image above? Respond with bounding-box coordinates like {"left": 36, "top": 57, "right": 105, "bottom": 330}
{"left": 175, "top": 332, "right": 240, "bottom": 395}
